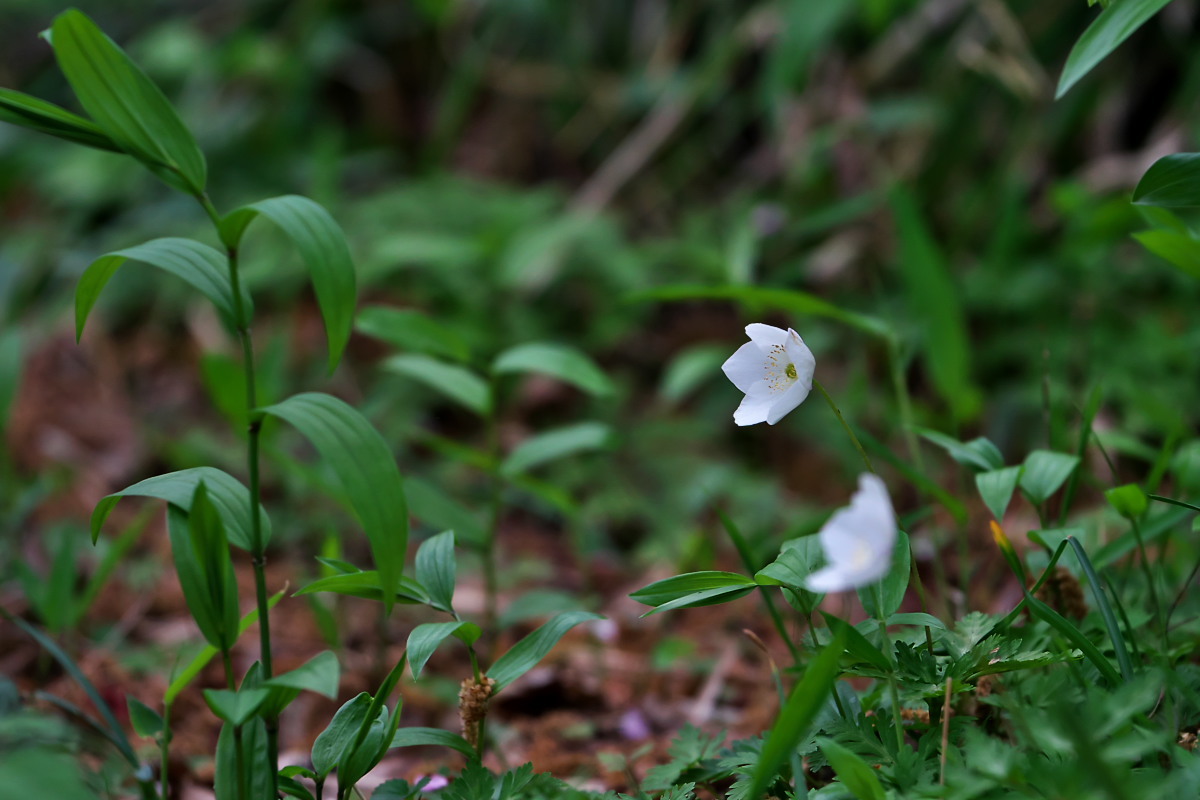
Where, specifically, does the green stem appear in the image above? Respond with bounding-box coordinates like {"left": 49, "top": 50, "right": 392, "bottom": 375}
{"left": 813, "top": 379, "right": 873, "bottom": 474}
{"left": 221, "top": 649, "right": 236, "bottom": 691}
{"left": 160, "top": 703, "right": 172, "bottom": 800}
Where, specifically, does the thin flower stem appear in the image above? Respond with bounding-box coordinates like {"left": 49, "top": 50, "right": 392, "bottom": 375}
{"left": 160, "top": 703, "right": 172, "bottom": 800}
{"left": 813, "top": 379, "right": 873, "bottom": 474}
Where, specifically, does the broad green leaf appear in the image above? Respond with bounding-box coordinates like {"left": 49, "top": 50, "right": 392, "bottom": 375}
{"left": 917, "top": 428, "right": 1003, "bottom": 472}
{"left": 166, "top": 487, "right": 239, "bottom": 652}
{"left": 91, "top": 467, "right": 270, "bottom": 551}
{"left": 1105, "top": 483, "right": 1148, "bottom": 519}
{"left": 821, "top": 613, "right": 891, "bottom": 673}
{"left": 1132, "top": 154, "right": 1200, "bottom": 207}
{"left": 383, "top": 354, "right": 490, "bottom": 415}
{"left": 388, "top": 727, "right": 476, "bottom": 759}
{"left": 488, "top": 610, "right": 604, "bottom": 691}
{"left": 312, "top": 693, "right": 372, "bottom": 779}
{"left": 75, "top": 238, "right": 251, "bottom": 340}
{"left": 629, "top": 284, "right": 893, "bottom": 340}
{"left": 0, "top": 88, "right": 120, "bottom": 152}
{"left": 278, "top": 776, "right": 318, "bottom": 800}
{"left": 500, "top": 422, "right": 613, "bottom": 477}
{"left": 1056, "top": 0, "right": 1175, "bottom": 98}
{"left": 50, "top": 9, "right": 206, "bottom": 193}
{"left": 1019, "top": 450, "right": 1080, "bottom": 505}
{"left": 976, "top": 466, "right": 1023, "bottom": 521}
{"left": 164, "top": 589, "right": 284, "bottom": 705}
{"left": 817, "top": 737, "right": 886, "bottom": 800}
{"left": 414, "top": 530, "right": 456, "bottom": 612}
{"left": 203, "top": 687, "right": 269, "bottom": 727}
{"left": 630, "top": 571, "right": 757, "bottom": 608}
{"left": 294, "top": 571, "right": 430, "bottom": 606}
{"left": 404, "top": 477, "right": 485, "bottom": 547}
{"left": 262, "top": 651, "right": 341, "bottom": 716}
{"left": 891, "top": 188, "right": 979, "bottom": 420}
{"left": 215, "top": 718, "right": 270, "bottom": 800}
{"left": 355, "top": 306, "right": 470, "bottom": 362}
{"left": 1132, "top": 229, "right": 1200, "bottom": 279}
{"left": 406, "top": 621, "right": 481, "bottom": 679}
{"left": 755, "top": 536, "right": 825, "bottom": 604}
{"left": 858, "top": 530, "right": 911, "bottom": 620}
{"left": 638, "top": 585, "right": 757, "bottom": 616}
{"left": 492, "top": 342, "right": 613, "bottom": 396}
{"left": 261, "top": 393, "right": 407, "bottom": 613}
{"left": 744, "top": 628, "right": 847, "bottom": 800}
{"left": 126, "top": 697, "right": 163, "bottom": 738}
{"left": 888, "top": 612, "right": 946, "bottom": 630}
{"left": 220, "top": 196, "right": 355, "bottom": 370}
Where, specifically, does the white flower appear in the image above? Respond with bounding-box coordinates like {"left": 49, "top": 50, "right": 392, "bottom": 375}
{"left": 721, "top": 324, "right": 816, "bottom": 426}
{"left": 804, "top": 473, "right": 897, "bottom": 593}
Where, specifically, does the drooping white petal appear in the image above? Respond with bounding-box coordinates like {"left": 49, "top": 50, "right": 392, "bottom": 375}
{"left": 745, "top": 323, "right": 789, "bottom": 351}
{"left": 722, "top": 342, "right": 768, "bottom": 393}
{"left": 766, "top": 378, "right": 813, "bottom": 425}
{"left": 803, "top": 474, "right": 897, "bottom": 593}
{"left": 784, "top": 329, "right": 816, "bottom": 385}
{"left": 733, "top": 383, "right": 774, "bottom": 425}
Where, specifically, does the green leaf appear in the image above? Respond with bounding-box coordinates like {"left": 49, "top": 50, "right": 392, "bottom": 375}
{"left": 917, "top": 428, "right": 1003, "bottom": 472}
{"left": 1019, "top": 450, "right": 1081, "bottom": 505}
{"left": 821, "top": 613, "right": 891, "bottom": 673}
{"left": 1056, "top": 0, "right": 1175, "bottom": 99}
{"left": 976, "top": 466, "right": 1023, "bottom": 521}
{"left": 220, "top": 196, "right": 356, "bottom": 370}
{"left": 631, "top": 571, "right": 757, "bottom": 608}
{"left": 755, "top": 536, "right": 825, "bottom": 608}
{"left": 126, "top": 696, "right": 163, "bottom": 737}
{"left": 744, "top": 628, "right": 847, "bottom": 800}
{"left": 1105, "top": 484, "right": 1148, "bottom": 519}
{"left": 888, "top": 612, "right": 946, "bottom": 630}
{"left": 49, "top": 9, "right": 206, "bottom": 193}
{"left": 890, "top": 187, "right": 980, "bottom": 420}
{"left": 500, "top": 422, "right": 613, "bottom": 477}
{"left": 659, "top": 344, "right": 728, "bottom": 403}
{"left": 383, "top": 354, "right": 491, "bottom": 415}
{"left": 294, "top": 571, "right": 430, "bottom": 606}
{"left": 817, "top": 737, "right": 886, "bottom": 800}
{"left": 215, "top": 718, "right": 271, "bottom": 800}
{"left": 1132, "top": 154, "right": 1200, "bottom": 207}
{"left": 202, "top": 687, "right": 269, "bottom": 727}
{"left": 406, "top": 621, "right": 481, "bottom": 679}
{"left": 262, "top": 651, "right": 341, "bottom": 716}
{"left": 404, "top": 477, "right": 485, "bottom": 547}
{"left": 488, "top": 610, "right": 604, "bottom": 691}
{"left": 414, "top": 530, "right": 456, "bottom": 613}
{"left": 0, "top": 88, "right": 120, "bottom": 152}
{"left": 388, "top": 727, "right": 476, "bottom": 759}
{"left": 858, "top": 530, "right": 911, "bottom": 620}
{"left": 261, "top": 393, "right": 407, "bottom": 614}
{"left": 91, "top": 467, "right": 270, "bottom": 551}
{"left": 1066, "top": 537, "right": 1134, "bottom": 682}
{"left": 75, "top": 238, "right": 251, "bottom": 340}
{"left": 355, "top": 306, "right": 470, "bottom": 362}
{"left": 1132, "top": 229, "right": 1200, "bottom": 279}
{"left": 312, "top": 693, "right": 373, "bottom": 779}
{"left": 166, "top": 486, "right": 239, "bottom": 652}
{"left": 492, "top": 342, "right": 613, "bottom": 396}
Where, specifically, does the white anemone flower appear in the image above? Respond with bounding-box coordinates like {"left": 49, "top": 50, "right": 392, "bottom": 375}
{"left": 721, "top": 324, "right": 816, "bottom": 426}
{"left": 804, "top": 473, "right": 897, "bottom": 593}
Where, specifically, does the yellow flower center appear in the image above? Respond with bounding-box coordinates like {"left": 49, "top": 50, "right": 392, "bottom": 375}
{"left": 785, "top": 363, "right": 797, "bottom": 380}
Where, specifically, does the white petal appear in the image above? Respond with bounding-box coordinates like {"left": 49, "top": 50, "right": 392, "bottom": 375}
{"left": 766, "top": 378, "right": 812, "bottom": 424}
{"left": 804, "top": 564, "right": 853, "bottom": 593}
{"left": 745, "top": 323, "right": 789, "bottom": 351}
{"left": 784, "top": 329, "right": 816, "bottom": 386}
{"left": 810, "top": 473, "right": 897, "bottom": 591}
{"left": 733, "top": 383, "right": 774, "bottom": 425}
{"left": 722, "top": 342, "right": 768, "bottom": 393}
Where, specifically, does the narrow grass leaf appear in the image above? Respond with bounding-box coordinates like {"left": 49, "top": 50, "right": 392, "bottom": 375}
{"left": 1025, "top": 594, "right": 1122, "bottom": 685}
{"left": 262, "top": 392, "right": 407, "bottom": 614}
{"left": 220, "top": 196, "right": 355, "bottom": 370}
{"left": 407, "top": 621, "right": 481, "bottom": 679}
{"left": 0, "top": 88, "right": 119, "bottom": 152}
{"left": 389, "top": 728, "right": 476, "bottom": 759}
{"left": 488, "top": 610, "right": 604, "bottom": 691}
{"left": 500, "top": 422, "right": 613, "bottom": 477}
{"left": 356, "top": 306, "right": 470, "bottom": 362}
{"left": 414, "top": 530, "right": 457, "bottom": 613}
{"left": 976, "top": 466, "right": 1023, "bottom": 521}
{"left": 1019, "top": 451, "right": 1080, "bottom": 505}
{"left": 744, "top": 628, "right": 847, "bottom": 800}
{"left": 384, "top": 354, "right": 490, "bottom": 415}
{"left": 817, "top": 737, "right": 887, "bottom": 800}
{"left": 492, "top": 342, "right": 613, "bottom": 396}
{"left": 1056, "top": 0, "right": 1174, "bottom": 98}
{"left": 91, "top": 467, "right": 270, "bottom": 551}
{"left": 1067, "top": 537, "right": 1135, "bottom": 682}
{"left": 75, "top": 238, "right": 250, "bottom": 340}
{"left": 50, "top": 9, "right": 206, "bottom": 193}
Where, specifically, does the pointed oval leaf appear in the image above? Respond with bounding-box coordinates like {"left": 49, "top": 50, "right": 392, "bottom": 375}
{"left": 383, "top": 355, "right": 490, "bottom": 415}
{"left": 976, "top": 466, "right": 1023, "bottom": 521}
{"left": 311, "top": 693, "right": 372, "bottom": 779}
{"left": 492, "top": 342, "right": 613, "bottom": 396}
{"left": 76, "top": 238, "right": 251, "bottom": 340}
{"left": 0, "top": 88, "right": 120, "bottom": 152}
{"left": 630, "top": 571, "right": 756, "bottom": 608}
{"left": 264, "top": 651, "right": 340, "bottom": 698}
{"left": 165, "top": 507, "right": 224, "bottom": 650}
{"left": 50, "top": 9, "right": 206, "bottom": 193}
{"left": 91, "top": 467, "right": 270, "bottom": 551}
{"left": 1019, "top": 450, "right": 1081, "bottom": 505}
{"left": 126, "top": 697, "right": 163, "bottom": 737}
{"left": 219, "top": 196, "right": 355, "bottom": 370}
{"left": 1056, "top": 0, "right": 1174, "bottom": 99}
{"left": 294, "top": 571, "right": 429, "bottom": 606}
{"left": 817, "top": 737, "right": 887, "bottom": 800}
{"left": 414, "top": 531, "right": 456, "bottom": 612}
{"left": 487, "top": 610, "right": 604, "bottom": 691}
{"left": 261, "top": 393, "right": 407, "bottom": 613}
{"left": 1132, "top": 154, "right": 1200, "bottom": 207}
{"left": 406, "top": 621, "right": 481, "bottom": 680}
{"left": 639, "top": 585, "right": 756, "bottom": 616}
{"left": 203, "top": 687, "right": 269, "bottom": 727}
{"left": 356, "top": 306, "right": 470, "bottom": 362}
{"left": 389, "top": 727, "right": 476, "bottom": 759}
{"left": 500, "top": 422, "right": 613, "bottom": 477}
{"left": 1105, "top": 483, "right": 1148, "bottom": 519}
